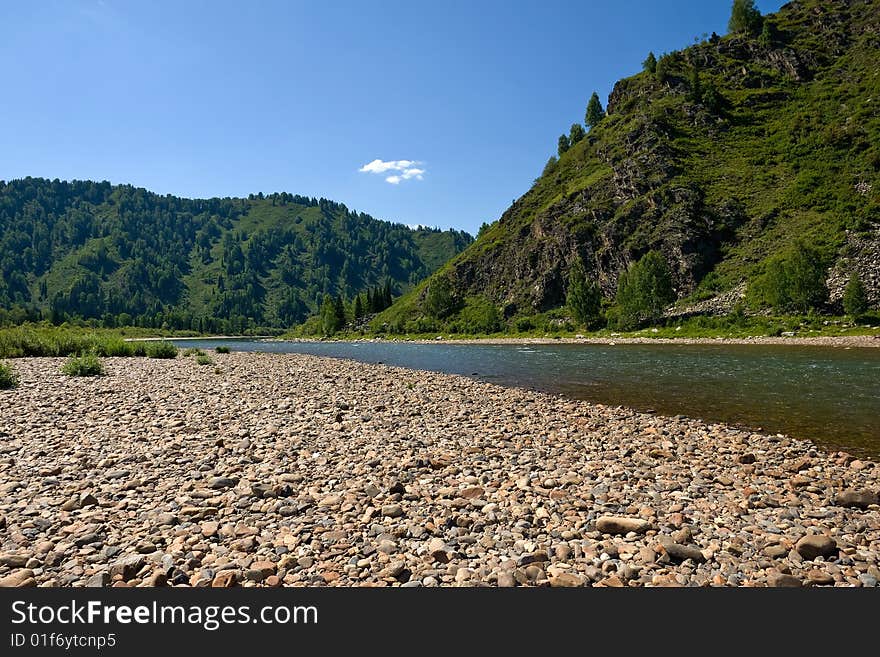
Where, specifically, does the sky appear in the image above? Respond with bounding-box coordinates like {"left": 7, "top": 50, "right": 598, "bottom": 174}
{"left": 0, "top": 0, "right": 785, "bottom": 235}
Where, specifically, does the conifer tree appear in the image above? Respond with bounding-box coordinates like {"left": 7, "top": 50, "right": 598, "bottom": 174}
{"left": 585, "top": 92, "right": 605, "bottom": 128}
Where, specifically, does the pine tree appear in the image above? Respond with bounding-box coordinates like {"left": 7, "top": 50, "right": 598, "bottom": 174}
{"left": 585, "top": 92, "right": 605, "bottom": 128}
{"left": 655, "top": 54, "right": 669, "bottom": 83}
{"left": 353, "top": 294, "right": 364, "bottom": 320}
{"left": 333, "top": 296, "right": 346, "bottom": 328}
{"left": 557, "top": 134, "right": 570, "bottom": 157}
{"left": 642, "top": 52, "right": 657, "bottom": 74}
{"left": 384, "top": 280, "right": 393, "bottom": 309}
{"left": 688, "top": 64, "right": 702, "bottom": 103}
{"left": 569, "top": 123, "right": 586, "bottom": 146}
{"left": 729, "top": 0, "right": 763, "bottom": 35}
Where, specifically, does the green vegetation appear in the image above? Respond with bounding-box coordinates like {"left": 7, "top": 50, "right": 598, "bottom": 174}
{"left": 566, "top": 258, "right": 602, "bottom": 328}
{"left": 182, "top": 347, "right": 205, "bottom": 357}
{"left": 748, "top": 242, "right": 828, "bottom": 313}
{"left": 557, "top": 134, "right": 570, "bottom": 157}
{"left": 195, "top": 354, "right": 213, "bottom": 366}
{"left": 215, "top": 345, "right": 231, "bottom": 354}
{"left": 0, "top": 361, "right": 19, "bottom": 389}
{"left": 729, "top": 0, "right": 763, "bottom": 36}
{"left": 61, "top": 352, "right": 105, "bottom": 377}
{"left": 585, "top": 92, "right": 605, "bottom": 128}
{"left": 424, "top": 277, "right": 458, "bottom": 320}
{"left": 146, "top": 341, "right": 179, "bottom": 359}
{"left": 0, "top": 180, "right": 471, "bottom": 332}
{"left": 642, "top": 52, "right": 657, "bottom": 74}
{"left": 843, "top": 274, "right": 868, "bottom": 319}
{"left": 613, "top": 251, "right": 675, "bottom": 330}
{"left": 0, "top": 324, "right": 181, "bottom": 359}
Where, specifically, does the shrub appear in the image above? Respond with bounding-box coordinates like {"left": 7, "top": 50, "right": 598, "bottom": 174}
{"left": 182, "top": 347, "right": 205, "bottom": 357}
{"left": 843, "top": 274, "right": 868, "bottom": 318}
{"left": 750, "top": 241, "right": 828, "bottom": 313}
{"left": 62, "top": 352, "right": 105, "bottom": 377}
{"left": 214, "top": 345, "right": 231, "bottom": 354}
{"left": 457, "top": 296, "right": 502, "bottom": 334}
{"left": 424, "top": 277, "right": 458, "bottom": 319}
{"left": 195, "top": 354, "right": 213, "bottom": 366}
{"left": 146, "top": 341, "right": 179, "bottom": 359}
{"left": 0, "top": 361, "right": 19, "bottom": 389}
{"left": 614, "top": 251, "right": 675, "bottom": 330}
{"left": 567, "top": 258, "right": 603, "bottom": 328}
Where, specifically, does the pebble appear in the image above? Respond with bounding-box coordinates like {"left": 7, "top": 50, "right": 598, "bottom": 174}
{"left": 0, "top": 353, "right": 877, "bottom": 588}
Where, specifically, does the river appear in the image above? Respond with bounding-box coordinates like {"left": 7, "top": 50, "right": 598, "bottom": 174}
{"left": 171, "top": 339, "right": 880, "bottom": 458}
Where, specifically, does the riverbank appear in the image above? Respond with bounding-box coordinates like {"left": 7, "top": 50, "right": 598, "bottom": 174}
{"left": 1, "top": 353, "right": 877, "bottom": 587}
{"left": 284, "top": 334, "right": 880, "bottom": 348}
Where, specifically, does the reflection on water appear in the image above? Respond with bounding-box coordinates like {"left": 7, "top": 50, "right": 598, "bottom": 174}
{"left": 173, "top": 339, "right": 880, "bottom": 458}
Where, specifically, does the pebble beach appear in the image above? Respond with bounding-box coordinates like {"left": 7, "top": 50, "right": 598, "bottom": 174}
{"left": 0, "top": 352, "right": 877, "bottom": 588}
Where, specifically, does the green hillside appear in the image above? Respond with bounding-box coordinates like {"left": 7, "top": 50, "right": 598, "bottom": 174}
{"left": 0, "top": 178, "right": 471, "bottom": 332}
{"left": 376, "top": 0, "right": 880, "bottom": 334}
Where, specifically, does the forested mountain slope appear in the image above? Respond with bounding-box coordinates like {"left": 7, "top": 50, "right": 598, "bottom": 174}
{"left": 0, "top": 178, "right": 471, "bottom": 331}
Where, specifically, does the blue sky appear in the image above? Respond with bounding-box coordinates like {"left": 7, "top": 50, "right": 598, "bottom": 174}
{"left": 1, "top": 0, "right": 784, "bottom": 234}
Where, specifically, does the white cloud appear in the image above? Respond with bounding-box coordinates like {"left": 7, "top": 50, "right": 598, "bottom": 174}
{"left": 359, "top": 159, "right": 426, "bottom": 184}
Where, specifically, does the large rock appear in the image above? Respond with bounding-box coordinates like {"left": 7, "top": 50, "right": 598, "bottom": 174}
{"left": 0, "top": 569, "right": 36, "bottom": 588}
{"left": 109, "top": 555, "right": 146, "bottom": 581}
{"left": 549, "top": 573, "right": 585, "bottom": 587}
{"left": 0, "top": 553, "right": 30, "bottom": 568}
{"left": 768, "top": 572, "right": 802, "bottom": 587}
{"left": 663, "top": 543, "right": 706, "bottom": 563}
{"left": 596, "top": 516, "right": 649, "bottom": 535}
{"left": 208, "top": 476, "right": 238, "bottom": 489}
{"left": 834, "top": 489, "right": 878, "bottom": 510}
{"left": 795, "top": 535, "right": 837, "bottom": 560}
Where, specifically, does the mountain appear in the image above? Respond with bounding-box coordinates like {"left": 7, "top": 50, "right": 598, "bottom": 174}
{"left": 0, "top": 178, "right": 472, "bottom": 331}
{"left": 378, "top": 0, "right": 879, "bottom": 333}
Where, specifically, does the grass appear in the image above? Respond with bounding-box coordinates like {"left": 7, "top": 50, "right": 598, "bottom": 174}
{"left": 214, "top": 345, "right": 231, "bottom": 353}
{"left": 304, "top": 311, "right": 879, "bottom": 342}
{"left": 0, "top": 324, "right": 178, "bottom": 359}
{"left": 61, "top": 352, "right": 105, "bottom": 377}
{"left": 182, "top": 347, "right": 206, "bottom": 357}
{"left": 0, "top": 361, "right": 19, "bottom": 389}
{"left": 195, "top": 354, "right": 213, "bottom": 366}
{"left": 145, "top": 341, "right": 179, "bottom": 359}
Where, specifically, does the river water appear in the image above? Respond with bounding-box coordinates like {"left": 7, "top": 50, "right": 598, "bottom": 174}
{"left": 172, "top": 339, "right": 880, "bottom": 458}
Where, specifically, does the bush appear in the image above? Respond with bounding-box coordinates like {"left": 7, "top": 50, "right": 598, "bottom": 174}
{"left": 843, "top": 274, "right": 868, "bottom": 318}
{"left": 62, "top": 352, "right": 105, "bottom": 377}
{"left": 0, "top": 361, "right": 19, "bottom": 389}
{"left": 614, "top": 251, "right": 675, "bottom": 330}
{"left": 182, "top": 347, "right": 205, "bottom": 357}
{"left": 567, "top": 258, "right": 603, "bottom": 328}
{"left": 195, "top": 354, "right": 213, "bottom": 366}
{"left": 146, "top": 341, "right": 179, "bottom": 359}
{"left": 214, "top": 345, "right": 231, "bottom": 354}
{"left": 456, "top": 296, "right": 502, "bottom": 334}
{"left": 423, "top": 277, "right": 458, "bottom": 319}
{"left": 750, "top": 242, "right": 828, "bottom": 313}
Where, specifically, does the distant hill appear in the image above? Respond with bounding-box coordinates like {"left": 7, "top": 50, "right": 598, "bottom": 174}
{"left": 378, "top": 0, "right": 879, "bottom": 333}
{"left": 0, "top": 177, "right": 472, "bottom": 331}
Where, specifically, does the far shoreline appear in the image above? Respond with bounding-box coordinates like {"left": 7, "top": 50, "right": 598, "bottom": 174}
{"left": 128, "top": 333, "right": 880, "bottom": 348}
{"left": 277, "top": 334, "right": 880, "bottom": 348}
